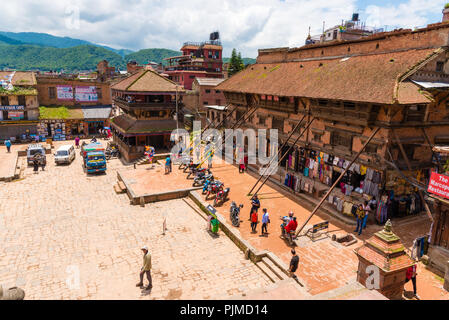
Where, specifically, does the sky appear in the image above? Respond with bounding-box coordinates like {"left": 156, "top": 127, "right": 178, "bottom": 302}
{"left": 0, "top": 0, "right": 447, "bottom": 57}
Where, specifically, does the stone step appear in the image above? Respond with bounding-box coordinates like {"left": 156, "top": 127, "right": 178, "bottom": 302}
{"left": 118, "top": 181, "right": 127, "bottom": 192}
{"left": 113, "top": 184, "right": 124, "bottom": 194}
{"left": 255, "top": 261, "right": 280, "bottom": 283}
{"left": 261, "top": 257, "right": 288, "bottom": 281}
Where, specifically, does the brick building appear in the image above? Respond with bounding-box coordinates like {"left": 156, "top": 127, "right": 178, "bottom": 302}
{"left": 217, "top": 14, "right": 449, "bottom": 224}
{"left": 164, "top": 33, "right": 224, "bottom": 90}
{"left": 97, "top": 60, "right": 116, "bottom": 80}
{"left": 0, "top": 71, "right": 39, "bottom": 140}
{"left": 183, "top": 77, "right": 226, "bottom": 121}
{"left": 110, "top": 68, "right": 184, "bottom": 162}
{"left": 35, "top": 74, "right": 113, "bottom": 140}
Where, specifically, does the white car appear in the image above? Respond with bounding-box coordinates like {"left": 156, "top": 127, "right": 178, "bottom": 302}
{"left": 54, "top": 145, "right": 76, "bottom": 165}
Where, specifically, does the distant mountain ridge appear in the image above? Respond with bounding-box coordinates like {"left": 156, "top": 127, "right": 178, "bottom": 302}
{"left": 0, "top": 31, "right": 133, "bottom": 57}
{"left": 0, "top": 31, "right": 256, "bottom": 72}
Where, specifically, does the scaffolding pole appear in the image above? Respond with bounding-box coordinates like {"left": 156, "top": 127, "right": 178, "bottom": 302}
{"left": 247, "top": 114, "right": 307, "bottom": 196}
{"left": 197, "top": 104, "right": 259, "bottom": 168}
{"left": 392, "top": 129, "right": 433, "bottom": 222}
{"left": 295, "top": 127, "right": 381, "bottom": 237}
{"left": 251, "top": 118, "right": 316, "bottom": 198}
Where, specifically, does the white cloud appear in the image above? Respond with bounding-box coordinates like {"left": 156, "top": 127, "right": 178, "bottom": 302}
{"left": 0, "top": 0, "right": 446, "bottom": 57}
{"left": 364, "top": 0, "right": 447, "bottom": 30}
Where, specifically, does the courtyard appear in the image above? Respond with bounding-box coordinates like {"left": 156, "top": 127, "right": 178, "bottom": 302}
{"left": 0, "top": 141, "right": 271, "bottom": 300}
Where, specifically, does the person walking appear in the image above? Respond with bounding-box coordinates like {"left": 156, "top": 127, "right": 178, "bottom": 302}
{"left": 75, "top": 136, "right": 80, "bottom": 149}
{"left": 261, "top": 208, "right": 270, "bottom": 236}
{"left": 33, "top": 156, "right": 39, "bottom": 174}
{"left": 249, "top": 195, "right": 260, "bottom": 220}
{"left": 354, "top": 204, "right": 366, "bottom": 236}
{"left": 165, "top": 155, "right": 172, "bottom": 174}
{"left": 362, "top": 200, "right": 371, "bottom": 230}
{"left": 5, "top": 139, "right": 11, "bottom": 153}
{"left": 250, "top": 209, "right": 258, "bottom": 233}
{"left": 289, "top": 249, "right": 299, "bottom": 279}
{"left": 40, "top": 155, "right": 46, "bottom": 171}
{"left": 239, "top": 157, "right": 245, "bottom": 173}
{"left": 404, "top": 264, "right": 419, "bottom": 299}
{"left": 136, "top": 245, "right": 153, "bottom": 290}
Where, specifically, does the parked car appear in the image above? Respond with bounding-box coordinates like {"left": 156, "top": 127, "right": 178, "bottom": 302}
{"left": 54, "top": 145, "right": 76, "bottom": 165}
{"left": 26, "top": 144, "right": 46, "bottom": 166}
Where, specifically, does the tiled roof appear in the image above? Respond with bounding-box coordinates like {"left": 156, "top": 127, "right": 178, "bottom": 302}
{"left": 111, "top": 114, "right": 177, "bottom": 134}
{"left": 217, "top": 48, "right": 439, "bottom": 104}
{"left": 195, "top": 78, "right": 225, "bottom": 86}
{"left": 0, "top": 71, "right": 36, "bottom": 86}
{"left": 111, "top": 70, "right": 184, "bottom": 93}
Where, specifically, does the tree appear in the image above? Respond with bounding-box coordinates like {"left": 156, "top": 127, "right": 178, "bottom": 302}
{"left": 228, "top": 48, "right": 245, "bottom": 77}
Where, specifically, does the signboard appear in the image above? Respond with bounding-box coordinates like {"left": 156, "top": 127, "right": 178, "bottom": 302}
{"left": 75, "top": 86, "right": 98, "bottom": 102}
{"left": 57, "top": 85, "right": 73, "bottom": 100}
{"left": 312, "top": 221, "right": 329, "bottom": 234}
{"left": 8, "top": 111, "right": 24, "bottom": 120}
{"left": 0, "top": 105, "right": 24, "bottom": 111}
{"left": 428, "top": 172, "right": 449, "bottom": 200}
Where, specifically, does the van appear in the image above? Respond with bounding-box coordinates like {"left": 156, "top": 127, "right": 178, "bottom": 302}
{"left": 27, "top": 144, "right": 46, "bottom": 166}
{"left": 54, "top": 145, "right": 76, "bottom": 165}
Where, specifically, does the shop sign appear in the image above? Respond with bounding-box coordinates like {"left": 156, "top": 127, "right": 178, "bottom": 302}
{"left": 0, "top": 105, "right": 24, "bottom": 111}
{"left": 8, "top": 111, "right": 24, "bottom": 120}
{"left": 57, "top": 85, "right": 73, "bottom": 100}
{"left": 428, "top": 172, "right": 449, "bottom": 200}
{"left": 75, "top": 86, "right": 98, "bottom": 102}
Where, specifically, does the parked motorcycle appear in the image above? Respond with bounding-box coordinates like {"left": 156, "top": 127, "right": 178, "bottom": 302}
{"left": 206, "top": 181, "right": 223, "bottom": 200}
{"left": 230, "top": 202, "right": 243, "bottom": 227}
{"left": 193, "top": 171, "right": 213, "bottom": 187}
{"left": 187, "top": 166, "right": 208, "bottom": 179}
{"left": 214, "top": 186, "right": 230, "bottom": 207}
{"left": 105, "top": 146, "right": 120, "bottom": 160}
{"left": 202, "top": 178, "right": 215, "bottom": 194}
{"left": 280, "top": 216, "right": 296, "bottom": 246}
{"left": 178, "top": 156, "right": 192, "bottom": 170}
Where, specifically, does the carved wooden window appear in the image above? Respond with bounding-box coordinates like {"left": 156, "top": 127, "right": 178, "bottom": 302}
{"left": 331, "top": 131, "right": 352, "bottom": 149}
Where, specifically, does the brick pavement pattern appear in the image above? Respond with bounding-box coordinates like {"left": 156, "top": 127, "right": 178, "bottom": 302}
{"left": 0, "top": 141, "right": 271, "bottom": 300}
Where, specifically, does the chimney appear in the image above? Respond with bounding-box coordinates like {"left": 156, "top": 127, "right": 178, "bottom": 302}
{"left": 443, "top": 5, "right": 449, "bottom": 22}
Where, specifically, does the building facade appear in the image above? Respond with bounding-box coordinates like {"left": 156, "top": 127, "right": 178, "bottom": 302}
{"left": 183, "top": 77, "right": 226, "bottom": 117}
{"left": 164, "top": 35, "right": 224, "bottom": 90}
{"left": 0, "top": 71, "right": 39, "bottom": 140}
{"left": 110, "top": 68, "right": 185, "bottom": 162}
{"left": 217, "top": 17, "right": 449, "bottom": 224}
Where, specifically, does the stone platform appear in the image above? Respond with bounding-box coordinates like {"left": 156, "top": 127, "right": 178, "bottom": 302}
{"left": 117, "top": 163, "right": 202, "bottom": 205}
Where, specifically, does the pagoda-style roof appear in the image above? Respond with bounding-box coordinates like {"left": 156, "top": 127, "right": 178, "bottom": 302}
{"left": 111, "top": 69, "right": 184, "bottom": 94}
{"left": 111, "top": 114, "right": 177, "bottom": 136}
{"left": 354, "top": 220, "right": 415, "bottom": 273}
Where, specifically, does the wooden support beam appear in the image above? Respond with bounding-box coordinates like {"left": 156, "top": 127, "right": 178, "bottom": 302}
{"left": 251, "top": 118, "right": 316, "bottom": 198}
{"left": 392, "top": 129, "right": 434, "bottom": 222}
{"left": 247, "top": 114, "right": 307, "bottom": 196}
{"left": 295, "top": 127, "right": 381, "bottom": 237}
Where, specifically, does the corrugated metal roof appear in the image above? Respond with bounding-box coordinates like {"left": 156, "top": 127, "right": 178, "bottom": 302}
{"left": 81, "top": 105, "right": 112, "bottom": 119}
{"left": 412, "top": 80, "right": 449, "bottom": 89}
{"left": 195, "top": 78, "right": 225, "bottom": 86}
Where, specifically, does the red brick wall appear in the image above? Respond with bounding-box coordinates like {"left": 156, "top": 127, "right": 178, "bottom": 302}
{"left": 257, "top": 24, "right": 449, "bottom": 64}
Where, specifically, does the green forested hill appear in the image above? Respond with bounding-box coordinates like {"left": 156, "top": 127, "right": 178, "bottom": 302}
{"left": 124, "top": 48, "right": 182, "bottom": 65}
{"left": 0, "top": 44, "right": 125, "bottom": 71}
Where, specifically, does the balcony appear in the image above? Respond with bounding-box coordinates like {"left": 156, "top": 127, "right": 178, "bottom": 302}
{"left": 113, "top": 97, "right": 179, "bottom": 111}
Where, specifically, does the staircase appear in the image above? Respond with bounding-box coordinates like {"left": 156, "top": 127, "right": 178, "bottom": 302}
{"left": 134, "top": 156, "right": 149, "bottom": 166}
{"left": 255, "top": 256, "right": 290, "bottom": 283}
{"left": 114, "top": 180, "right": 127, "bottom": 194}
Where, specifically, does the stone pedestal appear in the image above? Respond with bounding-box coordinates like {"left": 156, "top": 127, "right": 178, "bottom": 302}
{"left": 354, "top": 220, "right": 414, "bottom": 300}
{"left": 444, "top": 261, "right": 449, "bottom": 292}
